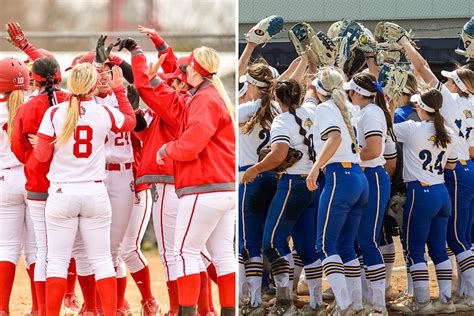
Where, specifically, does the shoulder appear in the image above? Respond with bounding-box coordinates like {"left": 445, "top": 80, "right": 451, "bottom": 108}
{"left": 316, "top": 100, "right": 338, "bottom": 115}
{"left": 239, "top": 99, "right": 261, "bottom": 112}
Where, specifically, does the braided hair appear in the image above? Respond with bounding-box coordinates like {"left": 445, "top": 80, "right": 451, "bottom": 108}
{"left": 31, "top": 57, "right": 60, "bottom": 107}
{"left": 242, "top": 62, "right": 275, "bottom": 134}
{"left": 274, "top": 79, "right": 316, "bottom": 162}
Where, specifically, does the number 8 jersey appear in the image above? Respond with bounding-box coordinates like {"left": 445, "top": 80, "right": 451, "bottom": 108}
{"left": 394, "top": 120, "right": 457, "bottom": 185}
{"left": 37, "top": 99, "right": 127, "bottom": 182}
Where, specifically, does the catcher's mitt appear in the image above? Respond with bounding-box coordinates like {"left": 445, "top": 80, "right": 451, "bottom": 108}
{"left": 386, "top": 192, "right": 406, "bottom": 229}
{"left": 258, "top": 147, "right": 303, "bottom": 172}
{"left": 245, "top": 15, "right": 284, "bottom": 45}
{"left": 378, "top": 63, "right": 410, "bottom": 102}
{"left": 375, "top": 42, "right": 404, "bottom": 65}
{"left": 288, "top": 22, "right": 336, "bottom": 67}
{"left": 328, "top": 20, "right": 375, "bottom": 76}
{"left": 455, "top": 17, "right": 474, "bottom": 61}
{"left": 383, "top": 214, "right": 401, "bottom": 237}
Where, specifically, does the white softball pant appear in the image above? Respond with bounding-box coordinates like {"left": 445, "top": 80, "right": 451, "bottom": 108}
{"left": 21, "top": 211, "right": 37, "bottom": 269}
{"left": 28, "top": 198, "right": 47, "bottom": 281}
{"left": 153, "top": 183, "right": 180, "bottom": 281}
{"left": 45, "top": 181, "right": 115, "bottom": 281}
{"left": 174, "top": 191, "right": 235, "bottom": 278}
{"left": 104, "top": 169, "right": 134, "bottom": 271}
{"left": 120, "top": 189, "right": 152, "bottom": 273}
{"left": 153, "top": 184, "right": 211, "bottom": 281}
{"left": 0, "top": 166, "right": 32, "bottom": 265}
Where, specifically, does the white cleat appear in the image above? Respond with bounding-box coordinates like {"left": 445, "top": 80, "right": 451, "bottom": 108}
{"left": 432, "top": 298, "right": 456, "bottom": 314}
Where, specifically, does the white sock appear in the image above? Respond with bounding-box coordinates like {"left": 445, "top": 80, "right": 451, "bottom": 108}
{"left": 435, "top": 260, "right": 452, "bottom": 303}
{"left": 323, "top": 255, "right": 352, "bottom": 310}
{"left": 457, "top": 250, "right": 474, "bottom": 297}
{"left": 304, "top": 259, "right": 323, "bottom": 308}
{"left": 360, "top": 262, "right": 371, "bottom": 303}
{"left": 410, "top": 262, "right": 430, "bottom": 303}
{"left": 245, "top": 256, "right": 263, "bottom": 307}
{"left": 344, "top": 258, "right": 363, "bottom": 310}
{"left": 380, "top": 243, "right": 395, "bottom": 289}
{"left": 271, "top": 254, "right": 293, "bottom": 288}
{"left": 366, "top": 263, "right": 386, "bottom": 307}
{"left": 292, "top": 250, "right": 304, "bottom": 292}
{"left": 239, "top": 256, "right": 249, "bottom": 301}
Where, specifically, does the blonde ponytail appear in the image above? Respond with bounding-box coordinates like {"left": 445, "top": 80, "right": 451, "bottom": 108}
{"left": 319, "top": 67, "right": 359, "bottom": 152}
{"left": 55, "top": 63, "right": 97, "bottom": 144}
{"left": 193, "top": 47, "right": 235, "bottom": 122}
{"left": 6, "top": 90, "right": 25, "bottom": 140}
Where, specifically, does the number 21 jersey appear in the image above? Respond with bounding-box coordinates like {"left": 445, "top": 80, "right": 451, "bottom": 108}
{"left": 37, "top": 99, "right": 126, "bottom": 182}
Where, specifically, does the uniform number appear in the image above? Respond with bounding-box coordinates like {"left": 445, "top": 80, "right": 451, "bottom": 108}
{"left": 115, "top": 132, "right": 130, "bottom": 146}
{"left": 256, "top": 130, "right": 270, "bottom": 154}
{"left": 73, "top": 125, "right": 93, "bottom": 158}
{"left": 419, "top": 150, "right": 445, "bottom": 175}
{"left": 454, "top": 119, "right": 473, "bottom": 140}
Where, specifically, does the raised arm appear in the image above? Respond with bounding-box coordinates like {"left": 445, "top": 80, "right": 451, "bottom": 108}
{"left": 398, "top": 36, "right": 437, "bottom": 87}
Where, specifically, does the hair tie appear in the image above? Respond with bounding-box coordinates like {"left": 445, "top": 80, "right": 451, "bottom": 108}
{"left": 332, "top": 87, "right": 338, "bottom": 91}
{"left": 372, "top": 81, "right": 384, "bottom": 93}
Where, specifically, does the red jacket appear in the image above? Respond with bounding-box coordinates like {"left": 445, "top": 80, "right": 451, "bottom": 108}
{"left": 131, "top": 49, "right": 185, "bottom": 185}
{"left": 159, "top": 80, "right": 236, "bottom": 198}
{"left": 11, "top": 89, "right": 70, "bottom": 199}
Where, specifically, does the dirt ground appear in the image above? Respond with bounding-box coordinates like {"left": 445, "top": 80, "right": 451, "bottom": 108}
{"left": 292, "top": 237, "right": 470, "bottom": 315}
{"left": 10, "top": 250, "right": 221, "bottom": 315}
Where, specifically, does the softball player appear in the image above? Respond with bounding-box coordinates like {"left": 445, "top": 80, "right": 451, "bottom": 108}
{"left": 306, "top": 67, "right": 369, "bottom": 315}
{"left": 129, "top": 38, "right": 219, "bottom": 315}
{"left": 0, "top": 57, "right": 31, "bottom": 315}
{"left": 238, "top": 62, "right": 278, "bottom": 314}
{"left": 11, "top": 56, "right": 69, "bottom": 316}
{"left": 154, "top": 46, "right": 236, "bottom": 316}
{"left": 343, "top": 72, "right": 393, "bottom": 313}
{"left": 242, "top": 78, "right": 321, "bottom": 315}
{"left": 392, "top": 89, "right": 456, "bottom": 314}
{"left": 33, "top": 64, "right": 135, "bottom": 316}
{"left": 94, "top": 63, "right": 159, "bottom": 314}
{"left": 399, "top": 36, "right": 474, "bottom": 310}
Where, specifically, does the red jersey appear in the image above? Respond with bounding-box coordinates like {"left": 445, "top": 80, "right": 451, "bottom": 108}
{"left": 11, "top": 89, "right": 70, "bottom": 199}
{"left": 131, "top": 49, "right": 186, "bottom": 185}
{"left": 159, "top": 80, "right": 236, "bottom": 198}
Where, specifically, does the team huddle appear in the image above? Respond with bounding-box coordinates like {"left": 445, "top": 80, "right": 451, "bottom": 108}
{"left": 238, "top": 16, "right": 474, "bottom": 316}
{"left": 0, "top": 22, "right": 236, "bottom": 316}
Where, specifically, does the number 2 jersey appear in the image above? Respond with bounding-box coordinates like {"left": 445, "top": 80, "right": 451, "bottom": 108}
{"left": 238, "top": 98, "right": 280, "bottom": 170}
{"left": 95, "top": 93, "right": 134, "bottom": 164}
{"left": 394, "top": 120, "right": 456, "bottom": 185}
{"left": 37, "top": 91, "right": 133, "bottom": 183}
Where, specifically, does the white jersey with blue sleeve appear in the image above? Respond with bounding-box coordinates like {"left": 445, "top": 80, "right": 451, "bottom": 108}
{"left": 312, "top": 99, "right": 360, "bottom": 166}
{"left": 394, "top": 120, "right": 456, "bottom": 185}
{"left": 270, "top": 100, "right": 317, "bottom": 174}
{"left": 436, "top": 82, "right": 474, "bottom": 161}
{"left": 356, "top": 103, "right": 390, "bottom": 168}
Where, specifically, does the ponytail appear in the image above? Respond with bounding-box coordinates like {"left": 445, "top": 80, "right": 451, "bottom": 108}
{"left": 352, "top": 73, "right": 393, "bottom": 136}
{"left": 332, "top": 88, "right": 358, "bottom": 152}
{"left": 192, "top": 46, "right": 235, "bottom": 123}
{"left": 420, "top": 89, "right": 451, "bottom": 148}
{"left": 45, "top": 75, "right": 55, "bottom": 107}
{"left": 288, "top": 106, "right": 315, "bottom": 162}
{"left": 55, "top": 97, "right": 80, "bottom": 144}
{"left": 6, "top": 90, "right": 25, "bottom": 140}
{"left": 55, "top": 63, "right": 97, "bottom": 145}
{"left": 211, "top": 74, "right": 235, "bottom": 123}
{"left": 242, "top": 63, "right": 275, "bottom": 134}
{"left": 432, "top": 111, "right": 451, "bottom": 148}
{"left": 275, "top": 79, "right": 315, "bottom": 161}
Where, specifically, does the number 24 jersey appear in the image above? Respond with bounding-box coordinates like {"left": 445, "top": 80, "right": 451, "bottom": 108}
{"left": 394, "top": 120, "right": 456, "bottom": 185}
{"left": 37, "top": 99, "right": 126, "bottom": 182}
